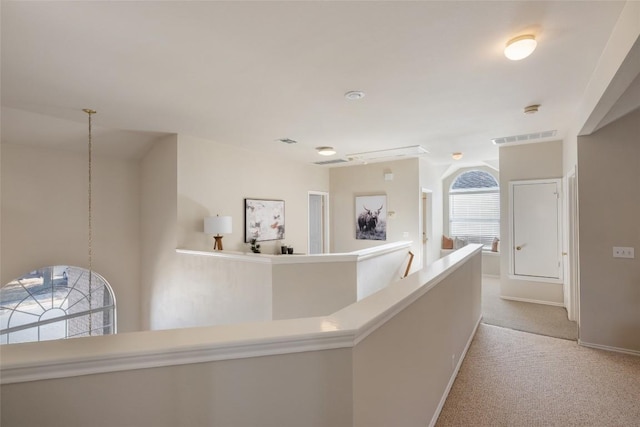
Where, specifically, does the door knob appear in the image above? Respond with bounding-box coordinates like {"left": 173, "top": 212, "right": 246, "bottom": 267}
{"left": 516, "top": 246, "right": 522, "bottom": 251}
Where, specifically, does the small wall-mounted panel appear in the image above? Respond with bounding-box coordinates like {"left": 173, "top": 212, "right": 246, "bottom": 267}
{"left": 613, "top": 247, "right": 635, "bottom": 259}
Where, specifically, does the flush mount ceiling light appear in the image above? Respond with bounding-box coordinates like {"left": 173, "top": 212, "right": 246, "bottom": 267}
{"left": 524, "top": 104, "right": 540, "bottom": 114}
{"left": 344, "top": 90, "right": 365, "bottom": 100}
{"left": 504, "top": 35, "right": 537, "bottom": 60}
{"left": 316, "top": 146, "right": 337, "bottom": 156}
{"left": 452, "top": 152, "right": 463, "bottom": 161}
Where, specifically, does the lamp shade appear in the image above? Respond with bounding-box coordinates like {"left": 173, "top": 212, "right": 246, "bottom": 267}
{"left": 204, "top": 216, "right": 232, "bottom": 235}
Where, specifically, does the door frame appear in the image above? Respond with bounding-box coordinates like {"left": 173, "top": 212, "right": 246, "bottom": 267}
{"left": 563, "top": 167, "right": 580, "bottom": 323}
{"left": 307, "top": 191, "right": 330, "bottom": 254}
{"left": 421, "top": 188, "right": 433, "bottom": 269}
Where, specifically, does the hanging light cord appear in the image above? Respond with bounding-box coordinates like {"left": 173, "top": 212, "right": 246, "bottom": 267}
{"left": 83, "top": 108, "right": 96, "bottom": 335}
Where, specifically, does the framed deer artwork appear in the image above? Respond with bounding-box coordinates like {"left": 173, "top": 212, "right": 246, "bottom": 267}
{"left": 355, "top": 194, "right": 387, "bottom": 240}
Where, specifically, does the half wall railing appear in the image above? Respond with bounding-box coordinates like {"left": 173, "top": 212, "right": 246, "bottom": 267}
{"left": 0, "top": 244, "right": 482, "bottom": 427}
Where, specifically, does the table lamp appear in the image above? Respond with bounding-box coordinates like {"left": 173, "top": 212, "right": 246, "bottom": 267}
{"left": 204, "top": 215, "right": 232, "bottom": 251}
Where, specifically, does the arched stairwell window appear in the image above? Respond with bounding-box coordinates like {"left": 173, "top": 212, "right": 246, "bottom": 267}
{"left": 449, "top": 170, "right": 500, "bottom": 250}
{"left": 0, "top": 266, "right": 116, "bottom": 344}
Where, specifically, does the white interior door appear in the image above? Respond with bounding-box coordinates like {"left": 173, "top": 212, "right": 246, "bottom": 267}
{"left": 511, "top": 180, "right": 562, "bottom": 280}
{"left": 308, "top": 192, "right": 328, "bottom": 254}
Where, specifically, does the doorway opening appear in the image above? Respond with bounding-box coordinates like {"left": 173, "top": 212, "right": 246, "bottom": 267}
{"left": 421, "top": 189, "right": 433, "bottom": 268}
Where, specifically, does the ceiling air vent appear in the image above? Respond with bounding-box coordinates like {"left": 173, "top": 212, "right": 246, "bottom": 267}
{"left": 278, "top": 138, "right": 298, "bottom": 144}
{"left": 492, "top": 130, "right": 557, "bottom": 145}
{"left": 314, "top": 158, "right": 349, "bottom": 166}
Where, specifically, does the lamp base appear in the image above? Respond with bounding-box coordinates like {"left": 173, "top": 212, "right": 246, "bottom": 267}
{"left": 213, "top": 235, "right": 224, "bottom": 251}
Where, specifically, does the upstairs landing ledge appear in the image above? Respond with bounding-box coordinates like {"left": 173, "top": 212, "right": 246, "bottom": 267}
{"left": 0, "top": 244, "right": 482, "bottom": 384}
{"left": 177, "top": 240, "right": 413, "bottom": 264}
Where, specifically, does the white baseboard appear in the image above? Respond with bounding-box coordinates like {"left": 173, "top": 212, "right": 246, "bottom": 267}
{"left": 429, "top": 314, "right": 483, "bottom": 427}
{"left": 578, "top": 340, "right": 640, "bottom": 357}
{"left": 500, "top": 295, "right": 564, "bottom": 307}
{"left": 482, "top": 274, "right": 500, "bottom": 279}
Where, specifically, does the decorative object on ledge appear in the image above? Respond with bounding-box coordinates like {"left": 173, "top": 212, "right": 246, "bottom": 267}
{"left": 454, "top": 237, "right": 468, "bottom": 249}
{"left": 250, "top": 238, "right": 261, "bottom": 253}
{"left": 403, "top": 251, "right": 414, "bottom": 278}
{"left": 245, "top": 198, "right": 285, "bottom": 242}
{"left": 442, "top": 235, "right": 454, "bottom": 250}
{"left": 355, "top": 194, "right": 387, "bottom": 241}
{"left": 204, "top": 215, "right": 232, "bottom": 251}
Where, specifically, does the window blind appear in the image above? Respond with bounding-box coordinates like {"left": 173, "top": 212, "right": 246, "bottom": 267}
{"left": 449, "top": 191, "right": 500, "bottom": 248}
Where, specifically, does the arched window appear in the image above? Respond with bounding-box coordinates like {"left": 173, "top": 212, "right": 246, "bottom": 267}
{"left": 0, "top": 266, "right": 116, "bottom": 344}
{"left": 449, "top": 170, "right": 500, "bottom": 250}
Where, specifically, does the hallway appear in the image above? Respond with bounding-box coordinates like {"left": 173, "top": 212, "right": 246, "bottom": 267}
{"left": 434, "top": 277, "right": 640, "bottom": 426}
{"left": 481, "top": 276, "right": 578, "bottom": 340}
{"left": 435, "top": 323, "right": 640, "bottom": 426}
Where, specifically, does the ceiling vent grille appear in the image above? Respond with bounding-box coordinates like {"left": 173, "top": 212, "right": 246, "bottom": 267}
{"left": 314, "top": 158, "right": 349, "bottom": 166}
{"left": 346, "top": 145, "right": 429, "bottom": 161}
{"left": 491, "top": 130, "right": 557, "bottom": 145}
{"left": 278, "top": 138, "right": 298, "bottom": 144}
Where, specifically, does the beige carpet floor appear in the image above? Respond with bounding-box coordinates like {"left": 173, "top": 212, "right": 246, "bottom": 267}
{"left": 481, "top": 277, "right": 578, "bottom": 340}
{"left": 436, "top": 324, "right": 640, "bottom": 427}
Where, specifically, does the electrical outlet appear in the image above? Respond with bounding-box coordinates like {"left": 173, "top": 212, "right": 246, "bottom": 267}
{"left": 613, "top": 247, "right": 635, "bottom": 259}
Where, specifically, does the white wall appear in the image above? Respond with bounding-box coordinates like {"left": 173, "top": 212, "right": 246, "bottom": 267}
{"left": 2, "top": 347, "right": 354, "bottom": 427}
{"left": 330, "top": 159, "right": 421, "bottom": 257}
{"left": 177, "top": 134, "right": 329, "bottom": 255}
{"left": 1, "top": 143, "right": 142, "bottom": 332}
{"left": 353, "top": 251, "right": 481, "bottom": 427}
{"left": 0, "top": 134, "right": 444, "bottom": 334}
{"left": 141, "top": 134, "right": 330, "bottom": 330}
{"left": 170, "top": 253, "right": 274, "bottom": 327}
{"left": 578, "top": 108, "right": 640, "bottom": 353}
{"left": 498, "top": 140, "right": 564, "bottom": 305}
{"left": 272, "top": 261, "right": 356, "bottom": 320}
{"left": 567, "top": 2, "right": 640, "bottom": 176}
{"left": 140, "top": 135, "right": 179, "bottom": 330}
{"left": 572, "top": 2, "right": 640, "bottom": 146}
{"left": 356, "top": 247, "right": 410, "bottom": 300}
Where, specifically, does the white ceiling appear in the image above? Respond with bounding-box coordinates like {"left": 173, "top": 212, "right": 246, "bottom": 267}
{"left": 0, "top": 1, "right": 628, "bottom": 165}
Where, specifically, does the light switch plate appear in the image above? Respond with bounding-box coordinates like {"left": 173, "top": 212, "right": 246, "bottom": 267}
{"left": 613, "top": 247, "right": 635, "bottom": 259}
